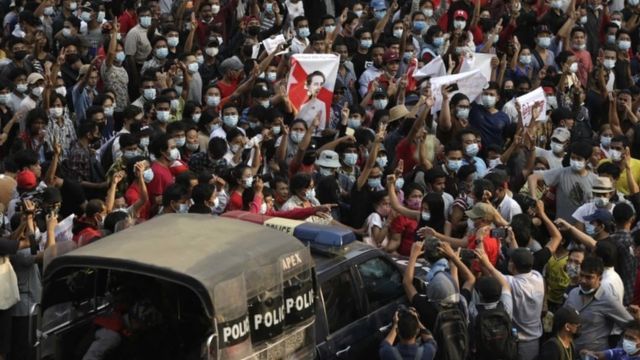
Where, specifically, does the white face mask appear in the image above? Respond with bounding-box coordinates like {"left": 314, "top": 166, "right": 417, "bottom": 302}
{"left": 49, "top": 107, "right": 63, "bottom": 118}
{"left": 570, "top": 159, "right": 585, "bottom": 172}
{"left": 168, "top": 148, "right": 180, "bottom": 161}
{"left": 569, "top": 62, "right": 579, "bottom": 73}
{"left": 55, "top": 86, "right": 67, "bottom": 97}
{"left": 610, "top": 149, "right": 623, "bottom": 162}
{"left": 623, "top": 339, "right": 639, "bottom": 355}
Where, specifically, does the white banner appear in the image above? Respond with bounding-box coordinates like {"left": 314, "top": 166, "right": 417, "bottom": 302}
{"left": 516, "top": 87, "right": 547, "bottom": 126}
{"left": 413, "top": 55, "right": 446, "bottom": 80}
{"left": 262, "top": 35, "right": 287, "bottom": 55}
{"left": 460, "top": 53, "right": 494, "bottom": 82}
{"left": 429, "top": 70, "right": 488, "bottom": 114}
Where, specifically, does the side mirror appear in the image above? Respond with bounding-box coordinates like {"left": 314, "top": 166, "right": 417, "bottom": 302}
{"left": 28, "top": 302, "right": 41, "bottom": 348}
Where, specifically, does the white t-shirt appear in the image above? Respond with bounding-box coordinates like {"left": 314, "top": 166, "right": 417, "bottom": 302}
{"left": 535, "top": 147, "right": 565, "bottom": 170}
{"left": 364, "top": 212, "right": 388, "bottom": 248}
{"left": 571, "top": 202, "right": 615, "bottom": 224}
{"left": 497, "top": 195, "right": 522, "bottom": 223}
{"left": 602, "top": 267, "right": 624, "bottom": 305}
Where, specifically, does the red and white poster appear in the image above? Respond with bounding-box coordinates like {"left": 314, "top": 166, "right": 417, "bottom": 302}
{"left": 286, "top": 54, "right": 340, "bottom": 132}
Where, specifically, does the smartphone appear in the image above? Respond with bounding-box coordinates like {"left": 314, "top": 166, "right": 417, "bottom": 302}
{"left": 447, "top": 83, "right": 459, "bottom": 92}
{"left": 491, "top": 228, "right": 507, "bottom": 239}
{"left": 345, "top": 128, "right": 355, "bottom": 136}
{"left": 460, "top": 248, "right": 476, "bottom": 259}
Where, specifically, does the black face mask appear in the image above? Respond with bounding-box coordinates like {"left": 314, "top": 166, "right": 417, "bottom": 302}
{"left": 14, "top": 50, "right": 27, "bottom": 61}
{"left": 247, "top": 26, "right": 261, "bottom": 36}
{"left": 502, "top": 89, "right": 514, "bottom": 100}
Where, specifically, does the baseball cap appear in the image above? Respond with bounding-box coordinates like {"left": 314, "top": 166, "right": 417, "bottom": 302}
{"left": 551, "top": 127, "right": 570, "bottom": 143}
{"left": 536, "top": 25, "right": 551, "bottom": 35}
{"left": 592, "top": 176, "right": 614, "bottom": 194}
{"left": 16, "top": 169, "right": 37, "bottom": 190}
{"left": 553, "top": 306, "right": 581, "bottom": 332}
{"left": 584, "top": 208, "right": 614, "bottom": 223}
{"left": 454, "top": 10, "right": 468, "bottom": 20}
{"left": 27, "top": 72, "right": 44, "bottom": 85}
{"left": 383, "top": 50, "right": 400, "bottom": 63}
{"left": 465, "top": 203, "right": 495, "bottom": 221}
{"left": 315, "top": 150, "right": 341, "bottom": 168}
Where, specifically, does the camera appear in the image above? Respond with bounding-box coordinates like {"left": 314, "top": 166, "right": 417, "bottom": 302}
{"left": 14, "top": 189, "right": 45, "bottom": 215}
{"left": 491, "top": 228, "right": 508, "bottom": 239}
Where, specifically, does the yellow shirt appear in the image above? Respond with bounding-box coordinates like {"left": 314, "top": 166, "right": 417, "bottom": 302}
{"left": 545, "top": 254, "right": 569, "bottom": 305}
{"left": 598, "top": 158, "right": 640, "bottom": 195}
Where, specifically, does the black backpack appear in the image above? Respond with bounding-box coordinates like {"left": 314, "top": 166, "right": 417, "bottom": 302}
{"left": 432, "top": 301, "right": 468, "bottom": 360}
{"left": 474, "top": 302, "right": 519, "bottom": 360}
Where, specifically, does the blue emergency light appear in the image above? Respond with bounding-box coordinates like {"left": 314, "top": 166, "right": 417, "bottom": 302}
{"left": 222, "top": 211, "right": 356, "bottom": 247}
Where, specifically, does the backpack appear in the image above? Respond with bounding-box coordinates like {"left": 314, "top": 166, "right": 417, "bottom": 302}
{"left": 390, "top": 345, "right": 424, "bottom": 360}
{"left": 432, "top": 301, "right": 468, "bottom": 360}
{"left": 473, "top": 302, "right": 519, "bottom": 360}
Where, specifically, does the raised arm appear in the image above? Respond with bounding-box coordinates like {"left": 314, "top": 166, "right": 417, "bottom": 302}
{"left": 439, "top": 241, "right": 476, "bottom": 291}
{"left": 536, "top": 200, "right": 562, "bottom": 254}
{"left": 105, "top": 17, "right": 119, "bottom": 68}
{"left": 131, "top": 162, "right": 149, "bottom": 217}
{"left": 105, "top": 171, "right": 125, "bottom": 213}
{"left": 356, "top": 125, "right": 385, "bottom": 190}
{"left": 403, "top": 240, "right": 424, "bottom": 300}
{"left": 555, "top": 218, "right": 596, "bottom": 249}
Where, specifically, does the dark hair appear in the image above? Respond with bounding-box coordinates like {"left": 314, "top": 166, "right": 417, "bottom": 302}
{"left": 471, "top": 179, "right": 494, "bottom": 200}
{"left": 293, "top": 16, "right": 308, "bottom": 27}
{"left": 580, "top": 255, "right": 604, "bottom": 276}
{"left": 104, "top": 211, "right": 129, "bottom": 233}
{"left": 422, "top": 192, "right": 445, "bottom": 233}
{"left": 611, "top": 135, "right": 630, "bottom": 148}
{"left": 149, "top": 133, "right": 171, "bottom": 158}
{"left": 597, "top": 162, "right": 621, "bottom": 180}
{"left": 510, "top": 214, "right": 532, "bottom": 248}
{"left": 166, "top": 121, "right": 186, "bottom": 137}
{"left": 595, "top": 240, "right": 617, "bottom": 268}
{"left": 445, "top": 140, "right": 464, "bottom": 154}
{"left": 162, "top": 184, "right": 187, "bottom": 207}
{"left": 13, "top": 149, "right": 39, "bottom": 168}
{"left": 484, "top": 171, "right": 508, "bottom": 190}
{"left": 191, "top": 183, "right": 214, "bottom": 205}
{"left": 613, "top": 203, "right": 635, "bottom": 225}
{"left": 77, "top": 120, "right": 97, "bottom": 138}
{"left": 175, "top": 170, "right": 197, "bottom": 189}
{"left": 25, "top": 108, "right": 47, "bottom": 132}
{"left": 290, "top": 173, "right": 313, "bottom": 196}
{"left": 624, "top": 320, "right": 640, "bottom": 335}
{"left": 397, "top": 311, "right": 419, "bottom": 340}
{"left": 207, "top": 137, "right": 227, "bottom": 159}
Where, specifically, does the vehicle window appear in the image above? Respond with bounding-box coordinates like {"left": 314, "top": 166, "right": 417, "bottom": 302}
{"left": 356, "top": 257, "right": 404, "bottom": 311}
{"left": 321, "top": 270, "right": 359, "bottom": 334}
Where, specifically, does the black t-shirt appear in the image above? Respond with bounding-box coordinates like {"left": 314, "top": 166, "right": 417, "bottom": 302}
{"left": 411, "top": 294, "right": 438, "bottom": 332}
{"left": 348, "top": 184, "right": 374, "bottom": 228}
{"left": 351, "top": 50, "right": 370, "bottom": 80}
{"left": 539, "top": 337, "right": 579, "bottom": 360}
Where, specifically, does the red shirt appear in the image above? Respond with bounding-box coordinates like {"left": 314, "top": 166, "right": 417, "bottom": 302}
{"left": 395, "top": 138, "right": 418, "bottom": 176}
{"left": 125, "top": 182, "right": 151, "bottom": 220}
{"left": 217, "top": 79, "right": 239, "bottom": 99}
{"left": 118, "top": 10, "right": 137, "bottom": 35}
{"left": 228, "top": 190, "right": 244, "bottom": 211}
{"left": 147, "top": 162, "right": 174, "bottom": 201}
{"left": 468, "top": 234, "right": 500, "bottom": 273}
{"left": 391, "top": 215, "right": 418, "bottom": 256}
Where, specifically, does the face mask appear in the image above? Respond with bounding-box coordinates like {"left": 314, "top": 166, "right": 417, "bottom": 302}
{"left": 155, "top": 47, "right": 169, "bottom": 59}
{"left": 266, "top": 72, "right": 277, "bottom": 82}
{"left": 139, "top": 16, "right": 152, "bottom": 28}
{"left": 619, "top": 40, "right": 632, "bottom": 51}
{"left": 143, "top": 88, "right": 156, "bottom": 101}
{"left": 570, "top": 159, "right": 585, "bottom": 172}
{"left": 115, "top": 51, "right": 126, "bottom": 63}
{"left": 610, "top": 149, "right": 623, "bottom": 162}
{"left": 343, "top": 153, "right": 358, "bottom": 166}
{"left": 580, "top": 15, "right": 587, "bottom": 24}
{"left": 223, "top": 114, "right": 238, "bottom": 127}
{"left": 396, "top": 177, "right": 405, "bottom": 189}
{"left": 569, "top": 62, "right": 579, "bottom": 73}
{"left": 551, "top": 0, "right": 563, "bottom": 8}
{"left": 193, "top": 55, "right": 203, "bottom": 65}
{"left": 566, "top": 263, "right": 580, "bottom": 278}
{"left": 170, "top": 99, "right": 180, "bottom": 111}
{"left": 260, "top": 100, "right": 270, "bottom": 108}
{"left": 319, "top": 167, "right": 333, "bottom": 177}
{"left": 156, "top": 110, "right": 170, "bottom": 122}
{"left": 368, "top": 178, "right": 382, "bottom": 188}
{"left": 551, "top": 142, "right": 564, "bottom": 155}
{"left": 594, "top": 196, "right": 609, "bottom": 208}
{"left": 546, "top": 95, "right": 558, "bottom": 109}
{"left": 623, "top": 339, "right": 639, "bottom": 355}
{"left": 167, "top": 36, "right": 179, "bottom": 47}
{"left": 406, "top": 198, "right": 421, "bottom": 210}
{"left": 44, "top": 6, "right": 55, "bottom": 16}
{"left": 211, "top": 4, "right": 220, "bottom": 14}
{"left": 175, "top": 136, "right": 186, "bottom": 147}
{"left": 393, "top": 29, "right": 403, "bottom": 38}
{"left": 290, "top": 131, "right": 305, "bottom": 143}
{"left": 297, "top": 27, "right": 310, "bottom": 38}
{"left": 423, "top": 8, "right": 433, "bottom": 17}
{"left": 600, "top": 135, "right": 612, "bottom": 147}
{"left": 520, "top": 55, "right": 532, "bottom": 64}
{"left": 481, "top": 95, "right": 496, "bottom": 108}
{"left": 62, "top": 28, "right": 72, "bottom": 37}
{"left": 421, "top": 211, "right": 431, "bottom": 221}
{"left": 123, "top": 150, "right": 138, "bottom": 159}
{"left": 612, "top": 20, "right": 622, "bottom": 28}
{"left": 32, "top": 86, "right": 44, "bottom": 98}
{"left": 140, "top": 137, "right": 150, "bottom": 147}
{"left": 97, "top": 11, "right": 105, "bottom": 22}
{"left": 465, "top": 143, "right": 479, "bottom": 157}
{"left": 207, "top": 95, "right": 221, "bottom": 107}
{"left": 585, "top": 222, "right": 597, "bottom": 236}
{"left": 606, "top": 34, "right": 616, "bottom": 44}
{"left": 355, "top": 10, "right": 363, "bottom": 17}
{"left": 537, "top": 36, "right": 551, "bottom": 48}
{"left": 49, "top": 107, "right": 64, "bottom": 117}
{"left": 373, "top": 99, "right": 388, "bottom": 110}
{"left": 454, "top": 20, "right": 466, "bottom": 29}
{"left": 142, "top": 168, "right": 154, "bottom": 183}
{"left": 186, "top": 142, "right": 199, "bottom": 152}
{"left": 374, "top": 10, "right": 386, "bottom": 19}
{"left": 579, "top": 284, "right": 596, "bottom": 295}
{"left": 206, "top": 47, "right": 219, "bottom": 57}
{"left": 489, "top": 158, "right": 501, "bottom": 168}
{"left": 305, "top": 188, "right": 316, "bottom": 200}
{"left": 324, "top": 25, "right": 336, "bottom": 33}
{"left": 377, "top": 156, "right": 388, "bottom": 168}
{"left": 168, "top": 147, "right": 180, "bottom": 161}
{"left": 104, "top": 106, "right": 114, "bottom": 117}
{"left": 360, "top": 39, "right": 372, "bottom": 48}
{"left": 348, "top": 118, "right": 361, "bottom": 129}
{"left": 69, "top": 2, "right": 78, "bottom": 10}
{"left": 433, "top": 37, "right": 444, "bottom": 47}
{"left": 413, "top": 21, "right": 427, "bottom": 32}
{"left": 188, "top": 62, "right": 199, "bottom": 74}
{"left": 456, "top": 108, "right": 470, "bottom": 119}
{"left": 0, "top": 94, "right": 9, "bottom": 105}
{"left": 81, "top": 11, "right": 92, "bottom": 22}
{"left": 448, "top": 159, "right": 463, "bottom": 172}
{"left": 176, "top": 203, "right": 189, "bottom": 213}
{"left": 631, "top": 0, "right": 640, "bottom": 5}
{"left": 271, "top": 125, "right": 281, "bottom": 135}
{"left": 573, "top": 41, "right": 586, "bottom": 50}
{"left": 55, "top": 86, "right": 67, "bottom": 97}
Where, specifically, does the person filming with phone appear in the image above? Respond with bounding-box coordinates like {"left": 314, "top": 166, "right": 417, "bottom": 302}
{"left": 378, "top": 306, "right": 437, "bottom": 360}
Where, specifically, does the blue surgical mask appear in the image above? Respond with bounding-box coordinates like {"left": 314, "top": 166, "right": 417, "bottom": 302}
{"left": 347, "top": 118, "right": 361, "bottom": 129}
{"left": 368, "top": 178, "right": 382, "bottom": 188}
{"left": 143, "top": 168, "right": 154, "bottom": 183}
{"left": 139, "top": 16, "right": 152, "bottom": 28}
{"left": 223, "top": 114, "right": 238, "bottom": 127}
{"left": 447, "top": 159, "right": 462, "bottom": 172}
{"left": 290, "top": 131, "right": 305, "bottom": 143}
{"left": 297, "top": 27, "right": 310, "bottom": 38}
{"left": 155, "top": 47, "right": 169, "bottom": 59}
{"left": 115, "top": 51, "right": 126, "bottom": 63}
{"left": 433, "top": 37, "right": 444, "bottom": 47}
{"left": 343, "top": 153, "right": 358, "bottom": 166}
{"left": 360, "top": 39, "right": 372, "bottom": 48}
{"left": 374, "top": 10, "right": 386, "bottom": 19}
{"left": 413, "top": 21, "right": 427, "bottom": 32}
